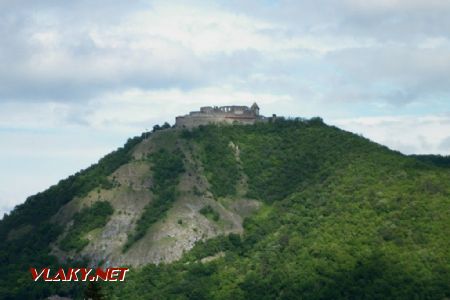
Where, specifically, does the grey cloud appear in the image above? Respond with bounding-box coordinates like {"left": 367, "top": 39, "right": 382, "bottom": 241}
{"left": 323, "top": 45, "right": 450, "bottom": 104}
{"left": 219, "top": 0, "right": 450, "bottom": 41}
{"left": 1, "top": 0, "right": 450, "bottom": 113}
{"left": 439, "top": 136, "right": 450, "bottom": 152}
{"left": 0, "top": 1, "right": 266, "bottom": 103}
{"left": 218, "top": 1, "right": 450, "bottom": 107}
{"left": 0, "top": 44, "right": 262, "bottom": 102}
{"left": 0, "top": 0, "right": 151, "bottom": 22}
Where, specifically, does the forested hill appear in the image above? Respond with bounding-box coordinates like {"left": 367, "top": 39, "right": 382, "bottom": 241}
{"left": 410, "top": 154, "right": 450, "bottom": 169}
{"left": 1, "top": 118, "right": 449, "bottom": 299}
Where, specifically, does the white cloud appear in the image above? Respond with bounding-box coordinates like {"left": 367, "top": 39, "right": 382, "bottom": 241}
{"left": 1, "top": 0, "right": 450, "bottom": 218}
{"left": 343, "top": 0, "right": 450, "bottom": 11}
{"left": 333, "top": 114, "right": 450, "bottom": 154}
{"left": 74, "top": 87, "right": 294, "bottom": 131}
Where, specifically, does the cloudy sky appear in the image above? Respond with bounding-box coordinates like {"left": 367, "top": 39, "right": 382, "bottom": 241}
{"left": 1, "top": 0, "right": 450, "bottom": 217}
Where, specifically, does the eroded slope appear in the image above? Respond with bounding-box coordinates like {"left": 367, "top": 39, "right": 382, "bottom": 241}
{"left": 51, "top": 129, "right": 260, "bottom": 266}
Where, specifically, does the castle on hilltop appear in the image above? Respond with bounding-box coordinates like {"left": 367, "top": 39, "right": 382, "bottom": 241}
{"left": 175, "top": 103, "right": 265, "bottom": 128}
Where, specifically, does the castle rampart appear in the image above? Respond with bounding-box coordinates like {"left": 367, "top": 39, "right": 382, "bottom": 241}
{"left": 175, "top": 103, "right": 263, "bottom": 128}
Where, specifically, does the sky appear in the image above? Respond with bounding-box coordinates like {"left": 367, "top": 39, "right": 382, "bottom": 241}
{"left": 1, "top": 0, "right": 450, "bottom": 218}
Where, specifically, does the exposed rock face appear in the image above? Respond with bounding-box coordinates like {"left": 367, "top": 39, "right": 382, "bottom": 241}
{"left": 51, "top": 129, "right": 260, "bottom": 267}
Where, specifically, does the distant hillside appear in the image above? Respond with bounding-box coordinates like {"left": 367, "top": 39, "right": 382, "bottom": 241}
{"left": 0, "top": 119, "right": 449, "bottom": 299}
{"left": 410, "top": 154, "right": 450, "bottom": 169}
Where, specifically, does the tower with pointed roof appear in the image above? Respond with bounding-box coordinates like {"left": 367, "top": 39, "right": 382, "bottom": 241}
{"left": 251, "top": 102, "right": 259, "bottom": 116}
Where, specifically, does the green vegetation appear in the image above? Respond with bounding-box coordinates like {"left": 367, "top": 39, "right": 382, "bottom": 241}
{"left": 84, "top": 282, "right": 106, "bottom": 300}
{"left": 0, "top": 134, "right": 144, "bottom": 299}
{"left": 411, "top": 154, "right": 450, "bottom": 168}
{"left": 183, "top": 126, "right": 240, "bottom": 198}
{"left": 200, "top": 205, "right": 220, "bottom": 221}
{"left": 153, "top": 122, "right": 172, "bottom": 132}
{"left": 2, "top": 120, "right": 450, "bottom": 299}
{"left": 123, "top": 149, "right": 185, "bottom": 251}
{"left": 60, "top": 201, "right": 114, "bottom": 252}
{"left": 1, "top": 136, "right": 142, "bottom": 230}
{"left": 105, "top": 120, "right": 450, "bottom": 299}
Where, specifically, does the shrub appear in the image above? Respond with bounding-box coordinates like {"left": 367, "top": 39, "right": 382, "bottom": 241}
{"left": 60, "top": 201, "right": 114, "bottom": 252}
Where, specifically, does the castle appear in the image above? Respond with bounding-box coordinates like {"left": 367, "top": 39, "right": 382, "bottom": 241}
{"left": 175, "top": 103, "right": 264, "bottom": 128}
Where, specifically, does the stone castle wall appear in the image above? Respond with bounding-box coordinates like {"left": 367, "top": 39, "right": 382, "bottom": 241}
{"left": 175, "top": 104, "right": 263, "bottom": 128}
{"left": 176, "top": 114, "right": 259, "bottom": 128}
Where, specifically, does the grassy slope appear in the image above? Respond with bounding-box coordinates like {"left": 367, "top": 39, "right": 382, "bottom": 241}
{"left": 106, "top": 120, "right": 450, "bottom": 299}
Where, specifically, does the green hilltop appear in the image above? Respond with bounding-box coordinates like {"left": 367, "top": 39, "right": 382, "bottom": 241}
{"left": 0, "top": 118, "right": 449, "bottom": 299}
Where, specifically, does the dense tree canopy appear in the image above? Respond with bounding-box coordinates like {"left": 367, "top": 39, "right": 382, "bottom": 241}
{"left": 1, "top": 120, "right": 449, "bottom": 299}
{"left": 108, "top": 120, "right": 449, "bottom": 299}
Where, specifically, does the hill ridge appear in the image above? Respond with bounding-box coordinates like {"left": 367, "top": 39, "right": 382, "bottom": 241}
{"left": 1, "top": 118, "right": 449, "bottom": 299}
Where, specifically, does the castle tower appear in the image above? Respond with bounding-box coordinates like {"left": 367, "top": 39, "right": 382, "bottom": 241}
{"left": 175, "top": 102, "right": 264, "bottom": 128}
{"left": 251, "top": 102, "right": 260, "bottom": 116}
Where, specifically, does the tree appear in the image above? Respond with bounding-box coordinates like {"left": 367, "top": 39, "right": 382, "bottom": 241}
{"left": 84, "top": 282, "right": 105, "bottom": 300}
